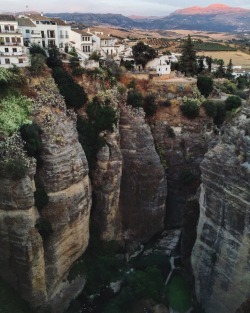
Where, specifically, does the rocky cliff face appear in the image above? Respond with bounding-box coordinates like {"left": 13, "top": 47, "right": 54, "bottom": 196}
{"left": 192, "top": 106, "right": 250, "bottom": 313}
{"left": 0, "top": 82, "right": 92, "bottom": 312}
{"left": 119, "top": 105, "right": 167, "bottom": 242}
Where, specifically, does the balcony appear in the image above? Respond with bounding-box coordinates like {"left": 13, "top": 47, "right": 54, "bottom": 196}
{"left": 0, "top": 52, "right": 26, "bottom": 56}
{"left": 0, "top": 29, "right": 22, "bottom": 34}
{"left": 0, "top": 42, "right": 22, "bottom": 46}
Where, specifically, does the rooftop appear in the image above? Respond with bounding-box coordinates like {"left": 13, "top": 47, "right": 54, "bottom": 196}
{"left": 0, "top": 15, "right": 16, "bottom": 22}
{"left": 16, "top": 17, "right": 36, "bottom": 27}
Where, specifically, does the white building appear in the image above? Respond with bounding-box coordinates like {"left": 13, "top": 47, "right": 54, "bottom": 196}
{"left": 0, "top": 15, "right": 29, "bottom": 68}
{"left": 146, "top": 55, "right": 171, "bottom": 75}
{"left": 70, "top": 29, "right": 94, "bottom": 60}
{"left": 18, "top": 14, "right": 71, "bottom": 49}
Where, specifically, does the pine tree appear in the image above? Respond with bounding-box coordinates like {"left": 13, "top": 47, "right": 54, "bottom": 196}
{"left": 226, "top": 58, "right": 233, "bottom": 79}
{"left": 179, "top": 35, "right": 197, "bottom": 76}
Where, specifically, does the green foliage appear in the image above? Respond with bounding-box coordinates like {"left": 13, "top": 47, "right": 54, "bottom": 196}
{"left": 77, "top": 97, "right": 117, "bottom": 171}
{"left": 0, "top": 278, "right": 33, "bottom": 313}
{"left": 86, "top": 97, "right": 118, "bottom": 132}
{"left": 132, "top": 41, "right": 157, "bottom": 69}
{"left": 34, "top": 177, "right": 49, "bottom": 211}
{"left": 47, "top": 46, "right": 62, "bottom": 68}
{"left": 143, "top": 93, "right": 157, "bottom": 116}
{"left": 0, "top": 134, "right": 34, "bottom": 179}
{"left": 127, "top": 267, "right": 164, "bottom": 302}
{"left": 214, "top": 59, "right": 225, "bottom": 78}
{"left": 89, "top": 51, "right": 101, "bottom": 61}
{"left": 30, "top": 53, "right": 46, "bottom": 75}
{"left": 71, "top": 67, "right": 85, "bottom": 76}
{"left": 68, "top": 46, "right": 77, "bottom": 57}
{"left": 165, "top": 274, "right": 192, "bottom": 313}
{"left": 127, "top": 89, "right": 143, "bottom": 108}
{"left": 225, "top": 95, "right": 242, "bottom": 111}
{"left": 194, "top": 41, "right": 236, "bottom": 51}
{"left": 35, "top": 218, "right": 53, "bottom": 239}
{"left": 104, "top": 57, "right": 123, "bottom": 82}
{"left": 20, "top": 123, "right": 43, "bottom": 160}
{"left": 0, "top": 68, "right": 17, "bottom": 87}
{"left": 179, "top": 35, "right": 197, "bottom": 76}
{"left": 0, "top": 96, "right": 33, "bottom": 136}
{"left": 180, "top": 100, "right": 199, "bottom": 119}
{"left": 197, "top": 75, "right": 214, "bottom": 98}
{"left": 29, "top": 43, "right": 47, "bottom": 57}
{"left": 70, "top": 56, "right": 80, "bottom": 68}
{"left": 220, "top": 80, "right": 237, "bottom": 94}
{"left": 52, "top": 67, "right": 88, "bottom": 109}
{"left": 203, "top": 100, "right": 218, "bottom": 118}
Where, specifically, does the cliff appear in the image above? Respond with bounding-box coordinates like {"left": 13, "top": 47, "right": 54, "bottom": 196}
{"left": 0, "top": 81, "right": 92, "bottom": 312}
{"left": 192, "top": 105, "right": 250, "bottom": 313}
{"left": 119, "top": 105, "right": 167, "bottom": 242}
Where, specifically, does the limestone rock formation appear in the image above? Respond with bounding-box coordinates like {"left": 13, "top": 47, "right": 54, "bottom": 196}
{"left": 192, "top": 106, "right": 250, "bottom": 313}
{"left": 119, "top": 105, "right": 167, "bottom": 242}
{"left": 92, "top": 128, "right": 123, "bottom": 241}
{"left": 0, "top": 99, "right": 92, "bottom": 312}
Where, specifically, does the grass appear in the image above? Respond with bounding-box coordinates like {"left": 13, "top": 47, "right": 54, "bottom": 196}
{"left": 165, "top": 273, "right": 192, "bottom": 313}
{"left": 0, "top": 278, "right": 33, "bottom": 313}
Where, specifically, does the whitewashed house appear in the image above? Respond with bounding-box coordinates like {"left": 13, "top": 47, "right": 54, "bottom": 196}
{"left": 0, "top": 15, "right": 29, "bottom": 68}
{"left": 70, "top": 29, "right": 93, "bottom": 59}
{"left": 18, "top": 14, "right": 71, "bottom": 49}
{"left": 146, "top": 55, "right": 171, "bottom": 75}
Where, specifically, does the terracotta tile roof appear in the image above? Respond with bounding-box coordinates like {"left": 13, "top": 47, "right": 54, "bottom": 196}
{"left": 72, "top": 29, "right": 92, "bottom": 36}
{"left": 52, "top": 18, "right": 68, "bottom": 26}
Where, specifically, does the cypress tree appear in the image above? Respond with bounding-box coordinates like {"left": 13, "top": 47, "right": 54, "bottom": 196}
{"left": 179, "top": 35, "right": 197, "bottom": 76}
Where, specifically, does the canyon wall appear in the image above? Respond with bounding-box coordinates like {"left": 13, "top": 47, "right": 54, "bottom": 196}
{"left": 192, "top": 106, "right": 250, "bottom": 313}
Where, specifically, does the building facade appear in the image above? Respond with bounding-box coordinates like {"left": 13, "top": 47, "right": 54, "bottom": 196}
{"left": 0, "top": 15, "right": 29, "bottom": 68}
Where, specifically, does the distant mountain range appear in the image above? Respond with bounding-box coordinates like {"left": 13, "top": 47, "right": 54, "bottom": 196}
{"left": 46, "top": 3, "right": 250, "bottom": 32}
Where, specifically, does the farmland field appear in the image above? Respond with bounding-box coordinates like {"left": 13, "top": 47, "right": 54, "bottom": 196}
{"left": 197, "top": 51, "right": 250, "bottom": 67}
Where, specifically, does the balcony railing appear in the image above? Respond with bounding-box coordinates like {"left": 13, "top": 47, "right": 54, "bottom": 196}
{"left": 0, "top": 29, "right": 22, "bottom": 34}
{"left": 0, "top": 42, "right": 22, "bottom": 46}
{"left": 0, "top": 52, "right": 26, "bottom": 56}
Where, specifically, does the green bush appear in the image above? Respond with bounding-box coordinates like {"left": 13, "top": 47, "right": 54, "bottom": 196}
{"left": 20, "top": 123, "right": 43, "bottom": 162}
{"left": 0, "top": 95, "right": 33, "bottom": 135}
{"left": 72, "top": 67, "right": 85, "bottom": 76}
{"left": 70, "top": 56, "right": 80, "bottom": 68}
{"left": 180, "top": 100, "right": 199, "bottom": 119}
{"left": 29, "top": 43, "right": 47, "bottom": 58}
{"left": 52, "top": 67, "right": 87, "bottom": 109}
{"left": 197, "top": 75, "right": 213, "bottom": 98}
{"left": 35, "top": 218, "right": 53, "bottom": 239}
{"left": 2, "top": 158, "right": 27, "bottom": 179}
{"left": 127, "top": 89, "right": 143, "bottom": 108}
{"left": 143, "top": 93, "right": 157, "bottom": 116}
{"left": 30, "top": 53, "right": 46, "bottom": 76}
{"left": 225, "top": 95, "right": 242, "bottom": 111}
{"left": 203, "top": 100, "right": 218, "bottom": 118}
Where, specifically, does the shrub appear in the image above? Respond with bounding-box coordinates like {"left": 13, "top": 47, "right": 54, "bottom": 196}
{"left": 70, "top": 56, "right": 80, "bottom": 68}
{"left": 20, "top": 123, "right": 42, "bottom": 159}
{"left": 143, "top": 93, "right": 157, "bottom": 116}
{"left": 160, "top": 99, "right": 172, "bottom": 107}
{"left": 0, "top": 96, "right": 33, "bottom": 136}
{"left": 29, "top": 43, "right": 47, "bottom": 58}
{"left": 35, "top": 218, "right": 53, "bottom": 239}
{"left": 71, "top": 67, "right": 85, "bottom": 76}
{"left": 180, "top": 100, "right": 199, "bottom": 119}
{"left": 225, "top": 95, "right": 242, "bottom": 111}
{"left": 127, "top": 89, "right": 143, "bottom": 108}
{"left": 2, "top": 158, "right": 27, "bottom": 179}
{"left": 203, "top": 100, "right": 218, "bottom": 118}
{"left": 52, "top": 67, "right": 87, "bottom": 109}
{"left": 30, "top": 54, "right": 46, "bottom": 75}
{"left": 197, "top": 75, "right": 213, "bottom": 98}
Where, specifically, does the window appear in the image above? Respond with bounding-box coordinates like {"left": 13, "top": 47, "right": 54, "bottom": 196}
{"left": 16, "top": 38, "right": 21, "bottom": 43}
{"left": 19, "top": 59, "right": 23, "bottom": 63}
{"left": 65, "top": 31, "right": 69, "bottom": 39}
{"left": 5, "top": 48, "right": 9, "bottom": 52}
{"left": 26, "top": 29, "right": 30, "bottom": 33}
{"left": 13, "top": 48, "right": 17, "bottom": 53}
{"left": 47, "top": 30, "right": 55, "bottom": 38}
{"left": 5, "top": 37, "right": 10, "bottom": 43}
{"left": 4, "top": 25, "right": 9, "bottom": 31}
{"left": 5, "top": 58, "right": 10, "bottom": 64}
{"left": 11, "top": 37, "right": 16, "bottom": 43}
{"left": 10, "top": 25, "right": 14, "bottom": 31}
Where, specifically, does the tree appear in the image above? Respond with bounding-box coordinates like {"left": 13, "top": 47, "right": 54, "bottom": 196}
{"left": 197, "top": 75, "right": 213, "bottom": 98}
{"left": 181, "top": 100, "right": 199, "bottom": 119}
{"left": 215, "top": 59, "right": 225, "bottom": 78}
{"left": 206, "top": 56, "right": 212, "bottom": 72}
{"left": 226, "top": 58, "right": 233, "bottom": 79}
{"left": 47, "top": 46, "right": 62, "bottom": 68}
{"left": 29, "top": 43, "right": 47, "bottom": 58}
{"left": 225, "top": 95, "right": 242, "bottom": 111}
{"left": 30, "top": 54, "right": 46, "bottom": 75}
{"left": 179, "top": 35, "right": 197, "bottom": 76}
{"left": 127, "top": 89, "right": 143, "bottom": 108}
{"left": 143, "top": 93, "right": 157, "bottom": 116}
{"left": 132, "top": 41, "right": 157, "bottom": 69}
{"left": 197, "top": 58, "right": 205, "bottom": 74}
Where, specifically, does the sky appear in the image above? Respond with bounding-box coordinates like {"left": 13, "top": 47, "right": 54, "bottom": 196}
{"left": 1, "top": 0, "right": 250, "bottom": 16}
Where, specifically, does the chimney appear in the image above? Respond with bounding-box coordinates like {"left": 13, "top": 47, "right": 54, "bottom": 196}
{"left": 41, "top": 12, "right": 43, "bottom": 16}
